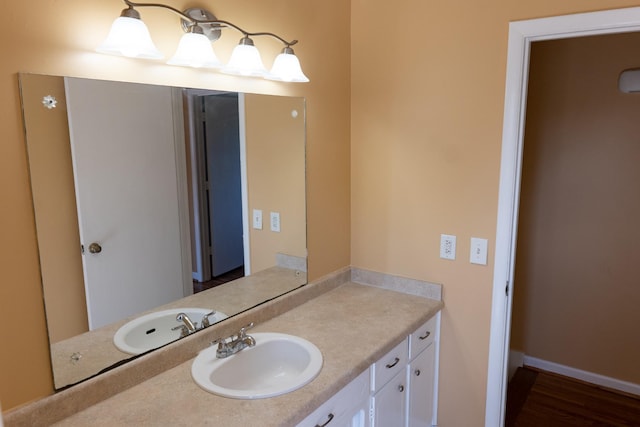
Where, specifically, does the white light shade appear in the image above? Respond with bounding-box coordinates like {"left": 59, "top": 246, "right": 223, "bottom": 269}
{"left": 222, "top": 43, "right": 267, "bottom": 77}
{"left": 97, "top": 16, "right": 163, "bottom": 59}
{"left": 266, "top": 51, "right": 309, "bottom": 83}
{"left": 167, "top": 32, "right": 222, "bottom": 68}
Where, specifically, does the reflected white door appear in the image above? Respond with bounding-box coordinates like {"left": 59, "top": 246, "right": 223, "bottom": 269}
{"left": 65, "top": 78, "right": 189, "bottom": 330}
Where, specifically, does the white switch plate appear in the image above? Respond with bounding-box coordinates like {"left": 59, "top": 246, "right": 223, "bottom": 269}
{"left": 252, "top": 209, "right": 263, "bottom": 230}
{"left": 470, "top": 237, "right": 488, "bottom": 265}
{"left": 440, "top": 234, "right": 457, "bottom": 260}
{"left": 270, "top": 212, "right": 281, "bottom": 232}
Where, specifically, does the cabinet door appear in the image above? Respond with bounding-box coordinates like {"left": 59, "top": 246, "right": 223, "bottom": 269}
{"left": 407, "top": 344, "right": 435, "bottom": 427}
{"left": 311, "top": 405, "right": 369, "bottom": 427}
{"left": 372, "top": 371, "right": 407, "bottom": 427}
{"left": 298, "top": 369, "right": 370, "bottom": 427}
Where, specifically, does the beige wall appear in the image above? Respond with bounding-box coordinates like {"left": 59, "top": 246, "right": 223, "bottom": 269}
{"left": 4, "top": 0, "right": 640, "bottom": 423}
{"left": 0, "top": 0, "right": 350, "bottom": 411}
{"left": 510, "top": 32, "right": 640, "bottom": 383}
{"left": 245, "top": 94, "right": 307, "bottom": 272}
{"left": 19, "top": 74, "right": 89, "bottom": 344}
{"left": 351, "top": 1, "right": 640, "bottom": 426}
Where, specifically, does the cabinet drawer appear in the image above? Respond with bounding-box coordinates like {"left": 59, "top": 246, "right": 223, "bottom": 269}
{"left": 297, "top": 368, "right": 370, "bottom": 427}
{"left": 409, "top": 314, "right": 437, "bottom": 359}
{"left": 371, "top": 338, "right": 408, "bottom": 392}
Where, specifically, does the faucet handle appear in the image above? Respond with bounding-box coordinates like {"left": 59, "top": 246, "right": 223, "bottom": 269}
{"left": 201, "top": 311, "right": 217, "bottom": 328}
{"left": 238, "top": 322, "right": 254, "bottom": 338}
{"left": 212, "top": 337, "right": 228, "bottom": 350}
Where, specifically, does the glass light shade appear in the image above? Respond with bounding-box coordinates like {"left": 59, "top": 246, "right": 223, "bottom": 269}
{"left": 97, "top": 16, "right": 163, "bottom": 59}
{"left": 167, "top": 32, "right": 222, "bottom": 68}
{"left": 266, "top": 51, "right": 309, "bottom": 83}
{"left": 222, "top": 42, "right": 267, "bottom": 77}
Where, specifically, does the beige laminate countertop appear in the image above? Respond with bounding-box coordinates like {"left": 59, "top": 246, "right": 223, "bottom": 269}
{"left": 53, "top": 282, "right": 443, "bottom": 426}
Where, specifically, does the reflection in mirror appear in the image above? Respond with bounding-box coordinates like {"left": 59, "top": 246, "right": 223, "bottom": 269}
{"left": 19, "top": 73, "right": 307, "bottom": 389}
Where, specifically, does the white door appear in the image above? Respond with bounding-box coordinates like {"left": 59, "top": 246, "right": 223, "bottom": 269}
{"left": 65, "top": 78, "right": 189, "bottom": 330}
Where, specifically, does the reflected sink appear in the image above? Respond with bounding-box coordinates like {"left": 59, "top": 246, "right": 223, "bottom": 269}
{"left": 191, "top": 332, "right": 323, "bottom": 399}
{"left": 113, "top": 308, "right": 227, "bottom": 355}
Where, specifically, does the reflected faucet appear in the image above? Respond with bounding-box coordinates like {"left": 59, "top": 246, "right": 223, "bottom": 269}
{"left": 176, "top": 312, "right": 197, "bottom": 333}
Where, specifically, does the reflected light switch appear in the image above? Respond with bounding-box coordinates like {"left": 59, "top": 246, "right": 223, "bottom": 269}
{"left": 253, "top": 209, "right": 263, "bottom": 230}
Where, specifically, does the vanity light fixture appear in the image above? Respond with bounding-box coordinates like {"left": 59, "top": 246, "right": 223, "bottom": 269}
{"left": 97, "top": 0, "right": 309, "bottom": 82}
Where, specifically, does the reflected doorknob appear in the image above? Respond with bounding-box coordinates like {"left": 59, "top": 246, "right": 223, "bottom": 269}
{"left": 88, "top": 242, "right": 102, "bottom": 254}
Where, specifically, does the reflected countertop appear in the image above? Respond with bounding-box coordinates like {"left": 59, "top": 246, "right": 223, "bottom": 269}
{"left": 51, "top": 266, "right": 306, "bottom": 388}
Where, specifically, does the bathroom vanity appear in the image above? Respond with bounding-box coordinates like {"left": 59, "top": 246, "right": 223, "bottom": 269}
{"left": 4, "top": 269, "right": 443, "bottom": 426}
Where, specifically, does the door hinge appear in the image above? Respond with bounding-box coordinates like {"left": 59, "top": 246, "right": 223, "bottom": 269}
{"left": 505, "top": 281, "right": 510, "bottom": 297}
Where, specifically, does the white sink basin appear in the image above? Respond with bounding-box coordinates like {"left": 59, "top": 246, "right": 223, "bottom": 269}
{"left": 191, "top": 332, "right": 323, "bottom": 399}
{"left": 113, "top": 308, "right": 227, "bottom": 355}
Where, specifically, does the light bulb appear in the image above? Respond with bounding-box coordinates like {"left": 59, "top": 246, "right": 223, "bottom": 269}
{"left": 222, "top": 36, "right": 267, "bottom": 77}
{"left": 168, "top": 30, "right": 222, "bottom": 68}
{"left": 97, "top": 11, "right": 163, "bottom": 59}
{"left": 266, "top": 47, "right": 309, "bottom": 83}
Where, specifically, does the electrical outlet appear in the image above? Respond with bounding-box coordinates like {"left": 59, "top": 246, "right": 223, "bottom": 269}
{"left": 252, "top": 209, "right": 263, "bottom": 230}
{"left": 470, "top": 237, "right": 488, "bottom": 265}
{"left": 440, "top": 234, "right": 456, "bottom": 260}
{"left": 270, "top": 212, "right": 281, "bottom": 232}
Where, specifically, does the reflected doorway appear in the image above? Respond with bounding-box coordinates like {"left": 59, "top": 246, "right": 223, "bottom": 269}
{"left": 185, "top": 91, "right": 248, "bottom": 293}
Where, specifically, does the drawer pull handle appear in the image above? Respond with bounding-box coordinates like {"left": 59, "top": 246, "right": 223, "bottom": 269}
{"left": 398, "top": 385, "right": 405, "bottom": 392}
{"left": 419, "top": 331, "right": 431, "bottom": 340}
{"left": 415, "top": 369, "right": 421, "bottom": 376}
{"left": 386, "top": 357, "right": 400, "bottom": 369}
{"left": 315, "top": 413, "right": 334, "bottom": 427}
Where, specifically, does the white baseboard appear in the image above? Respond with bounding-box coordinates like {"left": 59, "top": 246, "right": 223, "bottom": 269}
{"left": 523, "top": 355, "right": 640, "bottom": 397}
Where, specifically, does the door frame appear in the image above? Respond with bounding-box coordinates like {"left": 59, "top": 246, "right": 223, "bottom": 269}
{"left": 485, "top": 7, "right": 640, "bottom": 426}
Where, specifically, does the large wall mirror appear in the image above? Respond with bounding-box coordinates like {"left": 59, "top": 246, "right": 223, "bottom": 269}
{"left": 19, "top": 73, "right": 307, "bottom": 390}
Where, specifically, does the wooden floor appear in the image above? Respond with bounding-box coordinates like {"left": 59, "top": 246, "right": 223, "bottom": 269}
{"left": 193, "top": 266, "right": 245, "bottom": 293}
{"left": 506, "top": 367, "right": 640, "bottom": 426}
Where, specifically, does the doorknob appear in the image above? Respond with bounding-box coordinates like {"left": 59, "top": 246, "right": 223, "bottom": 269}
{"left": 88, "top": 242, "right": 102, "bottom": 254}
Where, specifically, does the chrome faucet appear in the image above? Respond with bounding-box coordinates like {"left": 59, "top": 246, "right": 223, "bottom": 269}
{"left": 172, "top": 311, "right": 218, "bottom": 337}
{"left": 214, "top": 322, "right": 256, "bottom": 358}
{"left": 176, "top": 312, "right": 197, "bottom": 333}
{"left": 201, "top": 311, "right": 217, "bottom": 328}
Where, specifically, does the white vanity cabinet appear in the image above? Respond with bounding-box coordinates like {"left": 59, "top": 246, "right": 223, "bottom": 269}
{"left": 406, "top": 314, "right": 439, "bottom": 427}
{"left": 298, "top": 311, "right": 440, "bottom": 427}
{"left": 371, "top": 312, "right": 440, "bottom": 427}
{"left": 370, "top": 339, "right": 409, "bottom": 425}
{"left": 297, "top": 368, "right": 371, "bottom": 427}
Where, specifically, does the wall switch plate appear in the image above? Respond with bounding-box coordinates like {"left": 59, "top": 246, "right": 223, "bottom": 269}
{"left": 470, "top": 237, "right": 488, "bottom": 265}
{"left": 440, "top": 234, "right": 457, "bottom": 260}
{"left": 270, "top": 212, "right": 281, "bottom": 232}
{"left": 252, "top": 209, "right": 263, "bottom": 230}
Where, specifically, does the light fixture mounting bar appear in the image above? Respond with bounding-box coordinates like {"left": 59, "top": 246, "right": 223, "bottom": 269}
{"left": 122, "top": 0, "right": 298, "bottom": 46}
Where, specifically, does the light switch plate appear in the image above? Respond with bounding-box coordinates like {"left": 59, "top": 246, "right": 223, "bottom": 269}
{"left": 252, "top": 209, "right": 263, "bottom": 230}
{"left": 470, "top": 237, "right": 488, "bottom": 265}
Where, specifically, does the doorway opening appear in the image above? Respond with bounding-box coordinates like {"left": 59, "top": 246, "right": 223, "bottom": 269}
{"left": 485, "top": 7, "right": 640, "bottom": 426}
{"left": 183, "top": 90, "right": 249, "bottom": 293}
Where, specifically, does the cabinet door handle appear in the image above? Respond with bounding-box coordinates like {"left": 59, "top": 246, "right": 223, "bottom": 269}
{"left": 419, "top": 331, "right": 431, "bottom": 340}
{"left": 385, "top": 357, "right": 400, "bottom": 369}
{"left": 398, "top": 385, "right": 405, "bottom": 392}
{"left": 315, "top": 413, "right": 334, "bottom": 427}
{"left": 415, "top": 369, "right": 421, "bottom": 376}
